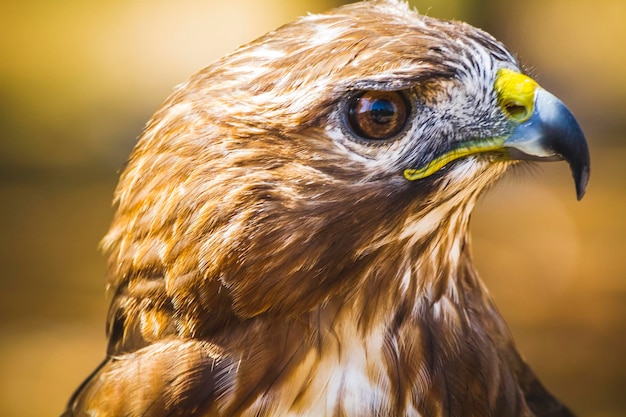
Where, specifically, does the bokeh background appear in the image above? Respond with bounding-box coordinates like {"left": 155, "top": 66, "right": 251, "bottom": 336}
{"left": 1, "top": 0, "right": 624, "bottom": 416}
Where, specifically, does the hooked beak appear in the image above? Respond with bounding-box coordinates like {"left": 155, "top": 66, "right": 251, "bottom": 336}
{"left": 403, "top": 69, "right": 590, "bottom": 200}
{"left": 499, "top": 70, "right": 590, "bottom": 200}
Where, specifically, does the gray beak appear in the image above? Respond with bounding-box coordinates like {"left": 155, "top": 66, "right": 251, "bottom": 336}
{"left": 504, "top": 88, "right": 590, "bottom": 200}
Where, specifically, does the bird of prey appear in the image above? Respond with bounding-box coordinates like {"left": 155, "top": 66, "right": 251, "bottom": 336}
{"left": 62, "top": 1, "right": 590, "bottom": 416}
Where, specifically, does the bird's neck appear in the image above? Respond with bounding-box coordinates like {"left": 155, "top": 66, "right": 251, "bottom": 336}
{"left": 289, "top": 214, "right": 529, "bottom": 416}
{"left": 361, "top": 196, "right": 484, "bottom": 321}
{"left": 222, "top": 214, "right": 529, "bottom": 417}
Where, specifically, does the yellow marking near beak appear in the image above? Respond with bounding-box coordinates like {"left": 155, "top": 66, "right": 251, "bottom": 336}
{"left": 494, "top": 68, "right": 538, "bottom": 123}
{"left": 403, "top": 139, "right": 505, "bottom": 181}
{"left": 404, "top": 69, "right": 541, "bottom": 181}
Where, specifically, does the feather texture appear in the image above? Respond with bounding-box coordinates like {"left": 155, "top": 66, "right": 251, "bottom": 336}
{"left": 62, "top": 1, "right": 577, "bottom": 416}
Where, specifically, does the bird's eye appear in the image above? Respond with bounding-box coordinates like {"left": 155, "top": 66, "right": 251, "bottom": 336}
{"left": 347, "top": 91, "right": 409, "bottom": 140}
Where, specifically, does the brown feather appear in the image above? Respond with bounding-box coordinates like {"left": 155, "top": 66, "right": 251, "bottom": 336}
{"left": 62, "top": 1, "right": 577, "bottom": 416}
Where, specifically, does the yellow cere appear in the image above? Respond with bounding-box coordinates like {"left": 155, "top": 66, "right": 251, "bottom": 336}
{"left": 404, "top": 69, "right": 540, "bottom": 181}
{"left": 494, "top": 68, "right": 539, "bottom": 123}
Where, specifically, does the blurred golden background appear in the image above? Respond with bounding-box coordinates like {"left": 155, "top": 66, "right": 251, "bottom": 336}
{"left": 0, "top": 1, "right": 624, "bottom": 416}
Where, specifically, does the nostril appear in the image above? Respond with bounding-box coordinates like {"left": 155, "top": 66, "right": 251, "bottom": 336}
{"left": 494, "top": 68, "right": 539, "bottom": 124}
{"left": 503, "top": 101, "right": 530, "bottom": 122}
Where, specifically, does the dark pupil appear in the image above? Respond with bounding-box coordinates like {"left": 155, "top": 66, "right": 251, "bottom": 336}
{"left": 369, "top": 99, "right": 396, "bottom": 125}
{"left": 346, "top": 90, "right": 408, "bottom": 140}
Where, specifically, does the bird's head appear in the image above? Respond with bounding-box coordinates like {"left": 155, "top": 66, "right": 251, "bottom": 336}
{"left": 104, "top": 0, "right": 589, "bottom": 325}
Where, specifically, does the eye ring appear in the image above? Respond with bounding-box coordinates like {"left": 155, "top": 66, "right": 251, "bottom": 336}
{"left": 346, "top": 90, "right": 409, "bottom": 141}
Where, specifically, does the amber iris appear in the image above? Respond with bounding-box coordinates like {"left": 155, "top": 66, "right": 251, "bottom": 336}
{"left": 347, "top": 91, "right": 409, "bottom": 140}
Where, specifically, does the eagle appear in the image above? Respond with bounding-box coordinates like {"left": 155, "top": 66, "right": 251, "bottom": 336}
{"left": 62, "top": 1, "right": 590, "bottom": 416}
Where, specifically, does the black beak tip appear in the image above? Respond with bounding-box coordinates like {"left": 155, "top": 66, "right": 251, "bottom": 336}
{"left": 562, "top": 122, "right": 590, "bottom": 201}
{"left": 575, "top": 164, "right": 590, "bottom": 201}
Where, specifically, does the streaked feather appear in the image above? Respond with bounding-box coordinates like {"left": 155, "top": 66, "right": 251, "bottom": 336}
{"left": 63, "top": 1, "right": 576, "bottom": 416}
